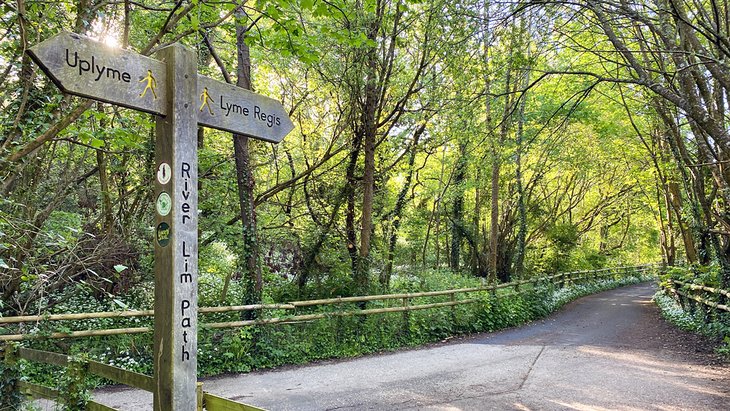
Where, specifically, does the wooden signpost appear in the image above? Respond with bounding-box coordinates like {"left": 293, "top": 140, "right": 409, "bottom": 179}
{"left": 197, "top": 75, "right": 292, "bottom": 143}
{"left": 29, "top": 32, "right": 293, "bottom": 411}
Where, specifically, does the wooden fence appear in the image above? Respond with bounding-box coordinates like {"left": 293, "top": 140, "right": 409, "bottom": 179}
{"left": 2, "top": 344, "right": 264, "bottom": 411}
{"left": 0, "top": 264, "right": 656, "bottom": 341}
{"left": 0, "top": 264, "right": 655, "bottom": 410}
{"left": 662, "top": 278, "right": 730, "bottom": 313}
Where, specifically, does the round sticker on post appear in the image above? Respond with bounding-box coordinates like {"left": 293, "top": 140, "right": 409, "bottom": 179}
{"left": 156, "top": 192, "right": 172, "bottom": 216}
{"left": 156, "top": 162, "right": 171, "bottom": 185}
{"left": 156, "top": 222, "right": 171, "bottom": 247}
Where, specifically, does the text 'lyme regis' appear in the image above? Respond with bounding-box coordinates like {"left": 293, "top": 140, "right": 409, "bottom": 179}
{"left": 65, "top": 49, "right": 132, "bottom": 83}
{"left": 219, "top": 95, "right": 282, "bottom": 128}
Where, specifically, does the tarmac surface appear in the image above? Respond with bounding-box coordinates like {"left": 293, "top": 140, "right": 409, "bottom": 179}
{"left": 93, "top": 282, "right": 730, "bottom": 410}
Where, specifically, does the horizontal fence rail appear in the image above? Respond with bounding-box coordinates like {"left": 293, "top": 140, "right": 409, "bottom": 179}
{"left": 16, "top": 381, "right": 116, "bottom": 411}
{"left": 203, "top": 392, "right": 266, "bottom": 411}
{"left": 6, "top": 346, "right": 148, "bottom": 411}
{"left": 0, "top": 265, "right": 656, "bottom": 341}
{"left": 3, "top": 345, "right": 265, "bottom": 410}
{"left": 664, "top": 279, "right": 730, "bottom": 313}
{"left": 16, "top": 347, "right": 155, "bottom": 391}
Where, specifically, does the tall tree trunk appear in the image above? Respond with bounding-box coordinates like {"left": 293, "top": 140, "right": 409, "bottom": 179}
{"left": 234, "top": 6, "right": 262, "bottom": 312}
{"left": 450, "top": 142, "right": 467, "bottom": 272}
{"left": 654, "top": 101, "right": 702, "bottom": 263}
{"left": 356, "top": 119, "right": 376, "bottom": 293}
{"left": 658, "top": 179, "right": 676, "bottom": 265}
{"left": 512, "top": 15, "right": 530, "bottom": 278}
{"left": 384, "top": 123, "right": 425, "bottom": 286}
{"left": 488, "top": 153, "right": 500, "bottom": 280}
{"left": 423, "top": 146, "right": 447, "bottom": 268}
{"left": 96, "top": 104, "right": 113, "bottom": 234}
{"left": 352, "top": 12, "right": 382, "bottom": 294}
{"left": 2, "top": 0, "right": 35, "bottom": 153}
{"left": 667, "top": 180, "right": 695, "bottom": 263}
{"left": 471, "top": 166, "right": 482, "bottom": 276}
{"left": 513, "top": 85, "right": 528, "bottom": 278}
{"left": 481, "top": 0, "right": 502, "bottom": 281}
{"left": 345, "top": 131, "right": 362, "bottom": 272}
{"left": 490, "top": 63, "right": 513, "bottom": 282}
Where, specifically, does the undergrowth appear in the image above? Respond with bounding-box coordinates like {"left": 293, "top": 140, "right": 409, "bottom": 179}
{"left": 653, "top": 291, "right": 730, "bottom": 357}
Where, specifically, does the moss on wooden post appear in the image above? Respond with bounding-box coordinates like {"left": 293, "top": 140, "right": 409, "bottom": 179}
{"left": 1, "top": 342, "right": 22, "bottom": 410}
{"left": 196, "top": 382, "right": 203, "bottom": 411}
{"left": 400, "top": 297, "right": 410, "bottom": 339}
{"left": 58, "top": 355, "right": 91, "bottom": 411}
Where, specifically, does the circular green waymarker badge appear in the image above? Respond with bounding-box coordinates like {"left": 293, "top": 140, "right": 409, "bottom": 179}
{"left": 156, "top": 192, "right": 172, "bottom": 216}
{"left": 156, "top": 222, "right": 171, "bottom": 247}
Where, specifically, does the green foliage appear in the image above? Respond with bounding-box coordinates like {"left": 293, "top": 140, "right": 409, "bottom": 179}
{"left": 57, "top": 356, "right": 91, "bottom": 411}
{"left": 655, "top": 265, "right": 730, "bottom": 357}
{"left": 1, "top": 343, "right": 23, "bottom": 411}
{"left": 0, "top": 0, "right": 669, "bottom": 318}
{"left": 660, "top": 264, "right": 721, "bottom": 288}
{"left": 654, "top": 292, "right": 730, "bottom": 358}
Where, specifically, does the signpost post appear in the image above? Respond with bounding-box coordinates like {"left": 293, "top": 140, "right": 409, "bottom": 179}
{"left": 152, "top": 44, "right": 199, "bottom": 411}
{"left": 29, "top": 32, "right": 293, "bottom": 411}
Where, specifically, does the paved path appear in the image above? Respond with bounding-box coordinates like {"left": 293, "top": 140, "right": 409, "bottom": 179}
{"left": 95, "top": 283, "right": 730, "bottom": 410}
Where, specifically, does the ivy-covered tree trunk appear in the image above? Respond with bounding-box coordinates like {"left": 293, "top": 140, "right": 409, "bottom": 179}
{"left": 96, "top": 104, "right": 114, "bottom": 234}
{"left": 234, "top": 7, "right": 262, "bottom": 311}
{"left": 513, "top": 86, "right": 528, "bottom": 279}
{"left": 383, "top": 123, "right": 426, "bottom": 286}
{"left": 344, "top": 131, "right": 363, "bottom": 274}
{"left": 470, "top": 165, "right": 482, "bottom": 276}
{"left": 353, "top": 24, "right": 379, "bottom": 295}
{"left": 450, "top": 142, "right": 467, "bottom": 272}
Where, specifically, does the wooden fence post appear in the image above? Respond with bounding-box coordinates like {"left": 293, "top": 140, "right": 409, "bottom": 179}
{"left": 686, "top": 287, "right": 697, "bottom": 315}
{"left": 450, "top": 292, "right": 457, "bottom": 326}
{"left": 1, "top": 342, "right": 22, "bottom": 410}
{"left": 196, "top": 382, "right": 203, "bottom": 411}
{"left": 675, "top": 284, "right": 687, "bottom": 310}
{"left": 335, "top": 296, "right": 343, "bottom": 346}
{"left": 401, "top": 297, "right": 410, "bottom": 338}
{"left": 60, "top": 355, "right": 91, "bottom": 410}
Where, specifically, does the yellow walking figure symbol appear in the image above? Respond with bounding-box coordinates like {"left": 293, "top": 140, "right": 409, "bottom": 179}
{"left": 199, "top": 87, "right": 214, "bottom": 115}
{"left": 139, "top": 70, "right": 157, "bottom": 99}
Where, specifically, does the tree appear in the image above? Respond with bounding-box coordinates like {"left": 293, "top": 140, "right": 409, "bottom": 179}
{"left": 233, "top": 4, "right": 262, "bottom": 310}
{"left": 535, "top": 0, "right": 730, "bottom": 285}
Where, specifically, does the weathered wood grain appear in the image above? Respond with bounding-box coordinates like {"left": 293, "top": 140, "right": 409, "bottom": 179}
{"left": 197, "top": 75, "right": 293, "bottom": 142}
{"left": 88, "top": 360, "right": 155, "bottom": 392}
{"left": 28, "top": 32, "right": 167, "bottom": 115}
{"left": 203, "top": 392, "right": 267, "bottom": 411}
{"left": 153, "top": 43, "right": 198, "bottom": 411}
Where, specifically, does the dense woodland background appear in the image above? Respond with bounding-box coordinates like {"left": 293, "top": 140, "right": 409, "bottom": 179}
{"left": 2, "top": 0, "right": 730, "bottom": 318}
